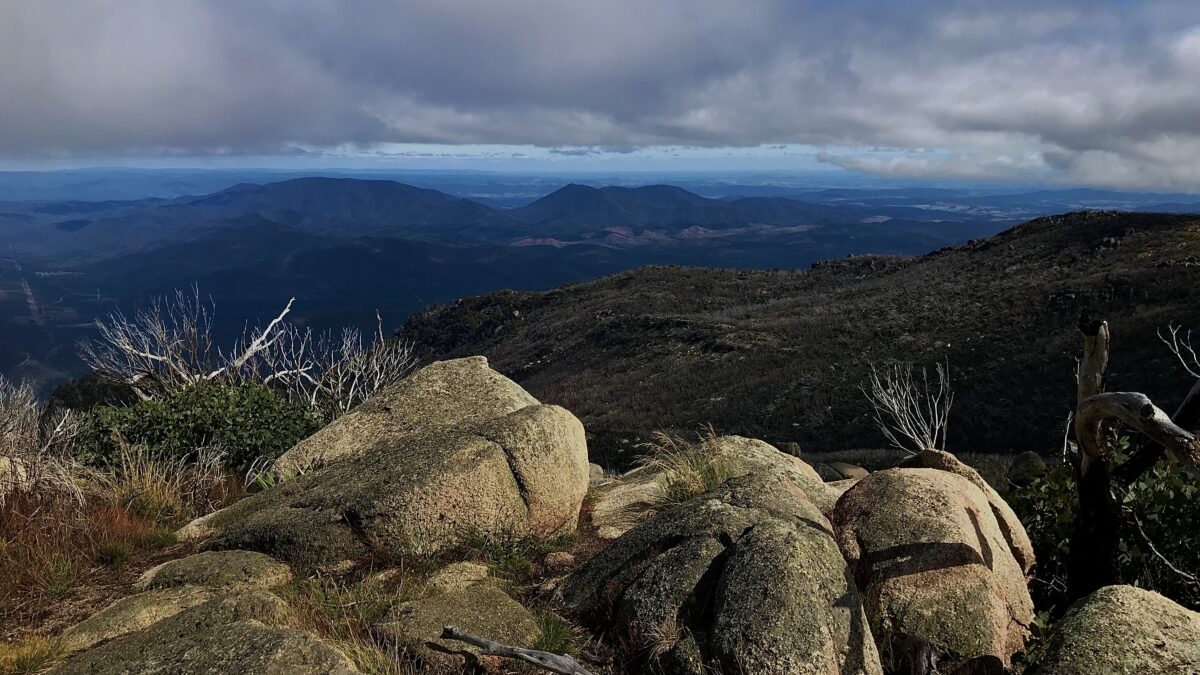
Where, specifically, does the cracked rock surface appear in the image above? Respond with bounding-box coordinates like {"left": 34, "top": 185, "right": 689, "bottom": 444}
{"left": 178, "top": 357, "right": 589, "bottom": 568}
{"left": 563, "top": 470, "right": 883, "bottom": 675}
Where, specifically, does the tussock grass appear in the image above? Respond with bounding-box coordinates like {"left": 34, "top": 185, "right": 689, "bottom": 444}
{"left": 95, "top": 441, "right": 235, "bottom": 525}
{"left": 278, "top": 576, "right": 420, "bottom": 675}
{"left": 636, "top": 427, "right": 741, "bottom": 509}
{"left": 0, "top": 636, "right": 65, "bottom": 675}
{"left": 459, "top": 531, "right": 577, "bottom": 583}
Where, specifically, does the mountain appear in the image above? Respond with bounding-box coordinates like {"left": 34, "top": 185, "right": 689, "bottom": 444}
{"left": 165, "top": 177, "right": 522, "bottom": 238}
{"left": 510, "top": 183, "right": 888, "bottom": 238}
{"left": 400, "top": 211, "right": 1200, "bottom": 467}
{"left": 513, "top": 183, "right": 747, "bottom": 234}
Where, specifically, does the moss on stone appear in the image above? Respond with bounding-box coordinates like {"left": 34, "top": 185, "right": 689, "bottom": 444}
{"left": 1031, "top": 585, "right": 1200, "bottom": 674}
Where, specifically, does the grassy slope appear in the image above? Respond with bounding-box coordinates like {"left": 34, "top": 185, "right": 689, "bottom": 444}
{"left": 402, "top": 211, "right": 1200, "bottom": 467}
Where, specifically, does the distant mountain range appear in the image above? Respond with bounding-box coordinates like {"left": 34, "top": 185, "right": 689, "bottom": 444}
{"left": 1, "top": 176, "right": 1012, "bottom": 263}
{"left": 2, "top": 175, "right": 1198, "bottom": 391}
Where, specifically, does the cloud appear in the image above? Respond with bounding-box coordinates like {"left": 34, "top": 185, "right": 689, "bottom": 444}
{"left": 3, "top": 1, "right": 1200, "bottom": 188}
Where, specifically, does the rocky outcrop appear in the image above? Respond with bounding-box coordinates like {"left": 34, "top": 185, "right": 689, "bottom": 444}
{"left": 899, "top": 449, "right": 1036, "bottom": 574}
{"left": 565, "top": 471, "right": 882, "bottom": 675}
{"left": 136, "top": 550, "right": 293, "bottom": 591}
{"left": 51, "top": 590, "right": 358, "bottom": 674}
{"left": 179, "top": 357, "right": 589, "bottom": 567}
{"left": 272, "top": 355, "right": 537, "bottom": 475}
{"left": 374, "top": 585, "right": 541, "bottom": 672}
{"left": 588, "top": 435, "right": 839, "bottom": 539}
{"left": 1031, "top": 585, "right": 1200, "bottom": 674}
{"left": 831, "top": 467, "right": 1035, "bottom": 674}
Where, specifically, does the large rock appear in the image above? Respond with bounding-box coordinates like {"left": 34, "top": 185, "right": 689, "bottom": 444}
{"left": 564, "top": 471, "right": 882, "bottom": 675}
{"left": 60, "top": 586, "right": 214, "bottom": 653}
{"left": 272, "top": 355, "right": 537, "bottom": 475}
{"left": 1031, "top": 585, "right": 1200, "bottom": 674}
{"left": 831, "top": 467, "right": 1035, "bottom": 674}
{"left": 588, "top": 435, "right": 839, "bottom": 539}
{"left": 180, "top": 358, "right": 589, "bottom": 567}
{"left": 374, "top": 585, "right": 541, "bottom": 672}
{"left": 899, "top": 449, "right": 1036, "bottom": 574}
{"left": 51, "top": 590, "right": 358, "bottom": 674}
{"left": 136, "top": 550, "right": 293, "bottom": 591}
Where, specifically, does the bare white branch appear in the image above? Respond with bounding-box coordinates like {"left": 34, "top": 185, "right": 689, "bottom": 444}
{"left": 1159, "top": 323, "right": 1200, "bottom": 380}
{"left": 861, "top": 361, "right": 954, "bottom": 455}
{"left": 439, "top": 625, "right": 594, "bottom": 675}
{"left": 0, "top": 375, "right": 85, "bottom": 505}
{"left": 80, "top": 288, "right": 416, "bottom": 421}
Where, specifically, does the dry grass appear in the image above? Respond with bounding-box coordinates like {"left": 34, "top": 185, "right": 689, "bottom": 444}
{"left": 278, "top": 575, "right": 422, "bottom": 675}
{"left": 1, "top": 432, "right": 240, "bottom": 637}
{"left": 643, "top": 616, "right": 684, "bottom": 662}
{"left": 95, "top": 441, "right": 236, "bottom": 525}
{"left": 635, "top": 427, "right": 741, "bottom": 509}
{"left": 0, "top": 636, "right": 65, "bottom": 675}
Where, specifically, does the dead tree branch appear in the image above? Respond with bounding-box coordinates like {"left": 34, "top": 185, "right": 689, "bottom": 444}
{"left": 80, "top": 289, "right": 414, "bottom": 418}
{"left": 1077, "top": 319, "right": 1110, "bottom": 403}
{"left": 439, "top": 626, "right": 594, "bottom": 675}
{"left": 1077, "top": 393, "right": 1200, "bottom": 472}
{"left": 861, "top": 361, "right": 953, "bottom": 454}
{"left": 1159, "top": 323, "right": 1200, "bottom": 379}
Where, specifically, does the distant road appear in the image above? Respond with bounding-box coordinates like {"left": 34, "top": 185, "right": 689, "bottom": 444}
{"left": 7, "top": 242, "right": 45, "bottom": 328}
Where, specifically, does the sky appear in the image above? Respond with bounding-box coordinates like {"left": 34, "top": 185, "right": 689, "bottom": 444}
{"left": 4, "top": 1, "right": 1200, "bottom": 190}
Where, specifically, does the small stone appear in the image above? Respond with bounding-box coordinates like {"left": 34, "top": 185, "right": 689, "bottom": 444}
{"left": 596, "top": 526, "right": 626, "bottom": 540}
{"left": 544, "top": 551, "right": 575, "bottom": 570}
{"left": 427, "top": 561, "right": 490, "bottom": 594}
{"left": 137, "top": 550, "right": 292, "bottom": 592}
{"left": 375, "top": 586, "right": 541, "bottom": 672}
{"left": 588, "top": 463, "right": 605, "bottom": 485}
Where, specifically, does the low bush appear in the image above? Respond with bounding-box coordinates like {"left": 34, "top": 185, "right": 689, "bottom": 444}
{"left": 76, "top": 381, "right": 320, "bottom": 470}
{"left": 1008, "top": 446, "right": 1200, "bottom": 614}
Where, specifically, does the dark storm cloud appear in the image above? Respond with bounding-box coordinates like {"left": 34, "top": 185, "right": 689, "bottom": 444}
{"left": 4, "top": 1, "right": 1200, "bottom": 187}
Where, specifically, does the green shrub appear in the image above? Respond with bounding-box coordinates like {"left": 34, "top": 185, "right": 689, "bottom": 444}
{"left": 76, "top": 382, "right": 320, "bottom": 470}
{"left": 1009, "top": 449, "right": 1200, "bottom": 614}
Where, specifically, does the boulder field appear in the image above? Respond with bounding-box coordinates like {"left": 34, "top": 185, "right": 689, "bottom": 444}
{"left": 41, "top": 357, "right": 1200, "bottom": 673}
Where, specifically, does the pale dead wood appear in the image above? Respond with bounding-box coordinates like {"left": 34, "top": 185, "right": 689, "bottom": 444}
{"left": 439, "top": 626, "right": 594, "bottom": 675}
{"left": 1074, "top": 320, "right": 1111, "bottom": 474}
{"left": 1077, "top": 392, "right": 1200, "bottom": 471}
{"left": 1159, "top": 323, "right": 1200, "bottom": 379}
{"left": 1158, "top": 323, "right": 1200, "bottom": 428}
{"left": 80, "top": 288, "right": 415, "bottom": 418}
{"left": 861, "top": 361, "right": 953, "bottom": 454}
{"left": 1077, "top": 319, "right": 1110, "bottom": 403}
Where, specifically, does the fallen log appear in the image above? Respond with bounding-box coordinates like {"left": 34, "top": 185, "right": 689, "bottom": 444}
{"left": 440, "top": 625, "right": 595, "bottom": 675}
